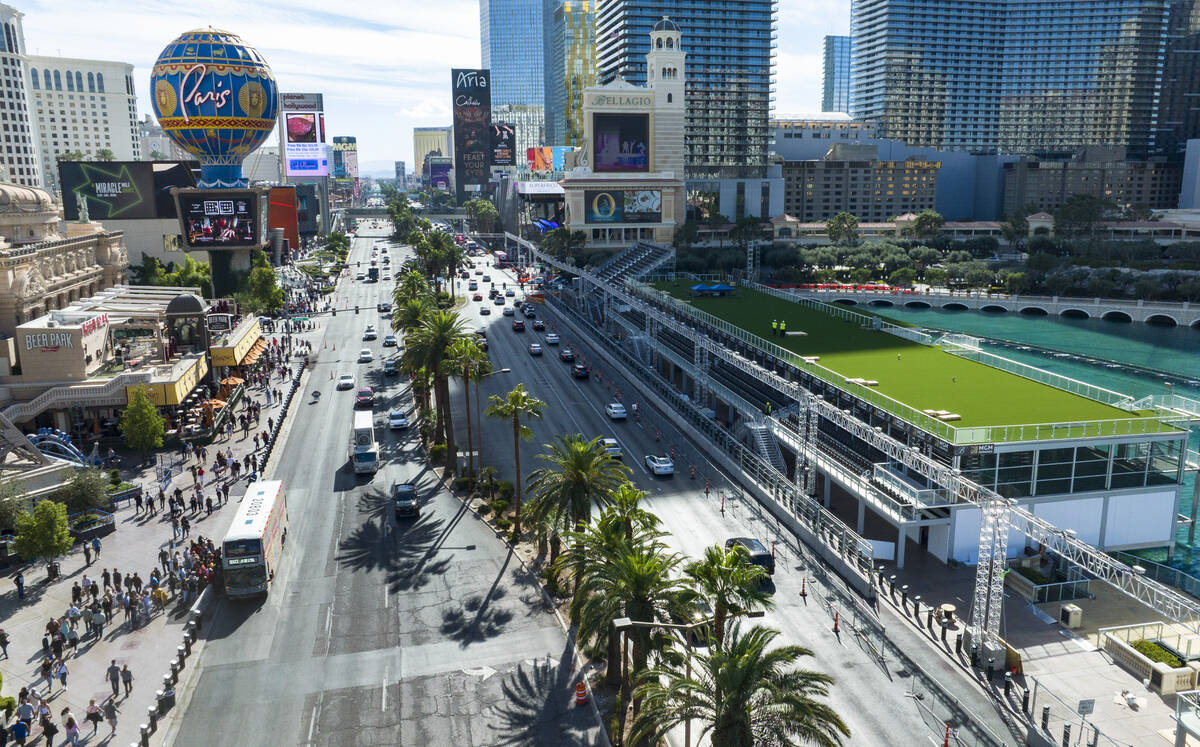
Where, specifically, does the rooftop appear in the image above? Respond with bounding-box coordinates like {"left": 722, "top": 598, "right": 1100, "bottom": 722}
{"left": 653, "top": 283, "right": 1180, "bottom": 442}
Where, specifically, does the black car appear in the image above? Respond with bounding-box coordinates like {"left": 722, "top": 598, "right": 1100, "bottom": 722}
{"left": 532, "top": 320, "right": 545, "bottom": 331}
{"left": 383, "top": 360, "right": 398, "bottom": 375}
{"left": 393, "top": 483, "right": 419, "bottom": 518}
{"left": 725, "top": 537, "right": 775, "bottom": 575}
{"left": 560, "top": 349, "right": 575, "bottom": 362}
{"left": 572, "top": 364, "right": 589, "bottom": 379}
{"left": 512, "top": 320, "right": 526, "bottom": 331}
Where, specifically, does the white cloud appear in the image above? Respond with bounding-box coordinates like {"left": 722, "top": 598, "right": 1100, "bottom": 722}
{"left": 13, "top": 0, "right": 850, "bottom": 167}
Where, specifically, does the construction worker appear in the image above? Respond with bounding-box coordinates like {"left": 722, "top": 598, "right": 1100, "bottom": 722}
{"left": 765, "top": 401, "right": 773, "bottom": 415}
{"left": 771, "top": 319, "right": 778, "bottom": 336}
{"left": 780, "top": 320, "right": 787, "bottom": 336}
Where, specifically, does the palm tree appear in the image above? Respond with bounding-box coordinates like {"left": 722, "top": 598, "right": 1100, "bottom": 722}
{"left": 631, "top": 622, "right": 850, "bottom": 747}
{"left": 391, "top": 296, "right": 430, "bottom": 336}
{"left": 403, "top": 309, "right": 466, "bottom": 470}
{"left": 685, "top": 544, "right": 775, "bottom": 647}
{"left": 479, "top": 465, "right": 498, "bottom": 499}
{"left": 393, "top": 270, "right": 430, "bottom": 307}
{"left": 606, "top": 483, "right": 660, "bottom": 546}
{"left": 484, "top": 384, "right": 545, "bottom": 535}
{"left": 526, "top": 435, "right": 630, "bottom": 566}
{"left": 446, "top": 337, "right": 490, "bottom": 487}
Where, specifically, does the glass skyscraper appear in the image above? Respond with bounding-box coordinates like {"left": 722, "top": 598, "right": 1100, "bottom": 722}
{"left": 544, "top": 0, "right": 596, "bottom": 147}
{"left": 481, "top": 0, "right": 546, "bottom": 145}
{"left": 850, "top": 0, "right": 1200, "bottom": 158}
{"left": 821, "top": 35, "right": 850, "bottom": 114}
{"left": 595, "top": 0, "right": 777, "bottom": 179}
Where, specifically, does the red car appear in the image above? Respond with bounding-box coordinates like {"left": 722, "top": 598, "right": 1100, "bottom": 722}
{"left": 355, "top": 387, "right": 374, "bottom": 407}
{"left": 473, "top": 293, "right": 483, "bottom": 301}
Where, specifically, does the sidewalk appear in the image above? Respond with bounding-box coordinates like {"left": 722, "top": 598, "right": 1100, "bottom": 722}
{"left": 0, "top": 326, "right": 316, "bottom": 746}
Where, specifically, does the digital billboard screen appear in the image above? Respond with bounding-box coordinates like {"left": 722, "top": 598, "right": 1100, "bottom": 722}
{"left": 491, "top": 123, "right": 515, "bottom": 166}
{"left": 281, "top": 92, "right": 328, "bottom": 177}
{"left": 451, "top": 69, "right": 492, "bottom": 195}
{"left": 584, "top": 190, "right": 623, "bottom": 224}
{"left": 177, "top": 190, "right": 261, "bottom": 249}
{"left": 622, "top": 190, "right": 662, "bottom": 223}
{"left": 332, "top": 136, "right": 358, "bottom": 180}
{"left": 430, "top": 161, "right": 452, "bottom": 191}
{"left": 527, "top": 147, "right": 553, "bottom": 172}
{"left": 60, "top": 160, "right": 200, "bottom": 220}
{"left": 152, "top": 161, "right": 199, "bottom": 217}
{"left": 593, "top": 113, "right": 649, "bottom": 172}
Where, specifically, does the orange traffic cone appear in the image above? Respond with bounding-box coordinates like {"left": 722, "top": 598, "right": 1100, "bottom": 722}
{"left": 574, "top": 681, "right": 588, "bottom": 706}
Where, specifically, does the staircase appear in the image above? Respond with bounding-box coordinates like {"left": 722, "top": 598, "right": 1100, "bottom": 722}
{"left": 0, "top": 370, "right": 152, "bottom": 426}
{"left": 745, "top": 421, "right": 786, "bottom": 474}
{"left": 593, "top": 242, "right": 675, "bottom": 285}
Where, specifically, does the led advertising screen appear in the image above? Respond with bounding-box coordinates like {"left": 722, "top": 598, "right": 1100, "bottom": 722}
{"left": 593, "top": 113, "right": 649, "bottom": 172}
{"left": 527, "top": 147, "right": 553, "bottom": 172}
{"left": 176, "top": 190, "right": 261, "bottom": 249}
{"left": 553, "top": 146, "right": 572, "bottom": 171}
{"left": 430, "top": 161, "right": 452, "bottom": 192}
{"left": 281, "top": 92, "right": 329, "bottom": 177}
{"left": 622, "top": 190, "right": 662, "bottom": 223}
{"left": 451, "top": 69, "right": 492, "bottom": 196}
{"left": 491, "top": 123, "right": 515, "bottom": 166}
{"left": 60, "top": 160, "right": 200, "bottom": 220}
{"left": 584, "top": 190, "right": 623, "bottom": 224}
{"left": 332, "top": 136, "right": 358, "bottom": 180}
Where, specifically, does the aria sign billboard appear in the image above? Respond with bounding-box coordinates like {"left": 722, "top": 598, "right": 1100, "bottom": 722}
{"left": 451, "top": 69, "right": 491, "bottom": 200}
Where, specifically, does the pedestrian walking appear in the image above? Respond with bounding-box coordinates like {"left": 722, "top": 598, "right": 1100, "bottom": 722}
{"left": 82, "top": 543, "right": 91, "bottom": 565}
{"left": 92, "top": 610, "right": 105, "bottom": 638}
{"left": 14, "top": 571, "right": 23, "bottom": 600}
{"left": 91, "top": 537, "right": 101, "bottom": 558}
{"left": 159, "top": 548, "right": 170, "bottom": 575}
{"left": 101, "top": 568, "right": 111, "bottom": 590}
{"left": 181, "top": 515, "right": 191, "bottom": 538}
{"left": 39, "top": 715, "right": 57, "bottom": 745}
{"left": 102, "top": 699, "right": 117, "bottom": 736}
{"left": 11, "top": 718, "right": 26, "bottom": 746}
{"left": 120, "top": 665, "right": 133, "bottom": 696}
{"left": 112, "top": 569, "right": 122, "bottom": 591}
{"left": 206, "top": 496, "right": 213, "bottom": 516}
{"left": 55, "top": 659, "right": 68, "bottom": 691}
{"left": 0, "top": 627, "right": 8, "bottom": 658}
{"left": 133, "top": 492, "right": 143, "bottom": 515}
{"left": 171, "top": 515, "right": 181, "bottom": 540}
{"left": 85, "top": 700, "right": 102, "bottom": 736}
{"left": 105, "top": 660, "right": 120, "bottom": 697}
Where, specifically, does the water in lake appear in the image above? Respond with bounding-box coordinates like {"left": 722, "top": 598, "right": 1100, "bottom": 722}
{"left": 868, "top": 304, "right": 1200, "bottom": 570}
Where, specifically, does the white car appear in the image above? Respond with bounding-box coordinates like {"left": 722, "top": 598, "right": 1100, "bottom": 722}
{"left": 358, "top": 348, "right": 374, "bottom": 362}
{"left": 336, "top": 374, "right": 355, "bottom": 390}
{"left": 645, "top": 455, "right": 675, "bottom": 476}
{"left": 544, "top": 333, "right": 560, "bottom": 345}
{"left": 363, "top": 328, "right": 377, "bottom": 341}
{"left": 606, "top": 403, "right": 627, "bottom": 420}
{"left": 602, "top": 438, "right": 622, "bottom": 459}
{"left": 388, "top": 410, "right": 409, "bottom": 429}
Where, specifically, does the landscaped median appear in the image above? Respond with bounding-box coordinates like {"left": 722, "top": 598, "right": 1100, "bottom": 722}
{"left": 1101, "top": 622, "right": 1200, "bottom": 694}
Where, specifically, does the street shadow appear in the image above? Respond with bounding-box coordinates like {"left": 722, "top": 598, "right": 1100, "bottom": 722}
{"left": 439, "top": 587, "right": 513, "bottom": 643}
{"left": 488, "top": 636, "right": 596, "bottom": 746}
{"left": 196, "top": 594, "right": 267, "bottom": 642}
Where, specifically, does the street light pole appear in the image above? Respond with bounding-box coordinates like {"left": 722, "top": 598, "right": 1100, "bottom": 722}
{"left": 472, "top": 367, "right": 509, "bottom": 487}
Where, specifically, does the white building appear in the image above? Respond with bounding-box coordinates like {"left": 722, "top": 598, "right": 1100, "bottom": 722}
{"left": 138, "top": 114, "right": 190, "bottom": 162}
{"left": 0, "top": 4, "right": 42, "bottom": 188}
{"left": 25, "top": 55, "right": 140, "bottom": 195}
{"left": 243, "top": 145, "right": 282, "bottom": 185}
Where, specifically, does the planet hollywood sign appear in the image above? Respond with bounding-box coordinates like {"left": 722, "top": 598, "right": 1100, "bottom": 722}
{"left": 81, "top": 313, "right": 109, "bottom": 336}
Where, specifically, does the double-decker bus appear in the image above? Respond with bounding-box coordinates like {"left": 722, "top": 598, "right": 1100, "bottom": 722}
{"left": 350, "top": 410, "right": 379, "bottom": 474}
{"left": 221, "top": 480, "right": 288, "bottom": 598}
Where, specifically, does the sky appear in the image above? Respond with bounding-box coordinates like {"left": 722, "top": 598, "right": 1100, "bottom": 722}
{"left": 16, "top": 0, "right": 850, "bottom": 177}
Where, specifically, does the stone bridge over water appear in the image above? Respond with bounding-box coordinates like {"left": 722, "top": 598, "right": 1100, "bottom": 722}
{"left": 809, "top": 290, "right": 1200, "bottom": 327}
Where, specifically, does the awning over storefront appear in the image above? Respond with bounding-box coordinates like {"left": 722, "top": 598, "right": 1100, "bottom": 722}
{"left": 238, "top": 338, "right": 268, "bottom": 368}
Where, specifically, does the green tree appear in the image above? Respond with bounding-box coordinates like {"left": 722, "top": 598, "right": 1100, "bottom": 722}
{"left": 485, "top": 384, "right": 546, "bottom": 535}
{"left": 13, "top": 500, "right": 73, "bottom": 565}
{"left": 403, "top": 309, "right": 467, "bottom": 469}
{"left": 130, "top": 253, "right": 169, "bottom": 285}
{"left": 729, "top": 217, "right": 764, "bottom": 252}
{"left": 241, "top": 253, "right": 284, "bottom": 312}
{"left": 631, "top": 622, "right": 850, "bottom": 747}
{"left": 849, "top": 267, "right": 872, "bottom": 284}
{"left": 50, "top": 469, "right": 112, "bottom": 513}
{"left": 1003, "top": 271, "right": 1030, "bottom": 295}
{"left": 1054, "top": 194, "right": 1114, "bottom": 238}
{"left": 910, "top": 209, "right": 945, "bottom": 240}
{"left": 963, "top": 264, "right": 995, "bottom": 289}
{"left": 56, "top": 150, "right": 85, "bottom": 162}
{"left": 94, "top": 148, "right": 115, "bottom": 161}
{"left": 149, "top": 150, "right": 168, "bottom": 161}
{"left": 169, "top": 255, "right": 213, "bottom": 297}
{"left": 525, "top": 435, "right": 631, "bottom": 566}
{"left": 446, "top": 336, "right": 490, "bottom": 487}
{"left": 1133, "top": 275, "right": 1161, "bottom": 300}
{"left": 542, "top": 228, "right": 588, "bottom": 262}
{"left": 120, "top": 386, "right": 165, "bottom": 453}
{"left": 464, "top": 198, "right": 498, "bottom": 233}
{"left": 923, "top": 268, "right": 948, "bottom": 286}
{"left": 672, "top": 220, "right": 699, "bottom": 252}
{"left": 825, "top": 211, "right": 859, "bottom": 247}
{"left": 685, "top": 544, "right": 774, "bottom": 646}
{"left": 888, "top": 267, "right": 917, "bottom": 287}
{"left": 0, "top": 477, "right": 28, "bottom": 533}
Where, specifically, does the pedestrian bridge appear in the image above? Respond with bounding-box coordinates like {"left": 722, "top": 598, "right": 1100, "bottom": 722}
{"left": 804, "top": 290, "right": 1200, "bottom": 326}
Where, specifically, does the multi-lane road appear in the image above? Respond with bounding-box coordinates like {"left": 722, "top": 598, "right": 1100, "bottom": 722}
{"left": 173, "top": 224, "right": 1013, "bottom": 746}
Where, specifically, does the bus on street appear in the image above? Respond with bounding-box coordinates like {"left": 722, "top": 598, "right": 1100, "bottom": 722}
{"left": 351, "top": 410, "right": 379, "bottom": 473}
{"left": 221, "top": 480, "right": 288, "bottom": 598}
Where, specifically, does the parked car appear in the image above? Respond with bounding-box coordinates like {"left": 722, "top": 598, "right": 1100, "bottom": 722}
{"left": 336, "top": 374, "right": 355, "bottom": 390}
{"left": 393, "top": 483, "right": 419, "bottom": 518}
{"left": 388, "top": 410, "right": 409, "bottom": 429}
{"left": 724, "top": 537, "right": 775, "bottom": 575}
{"left": 606, "top": 403, "right": 627, "bottom": 419}
{"left": 644, "top": 454, "right": 674, "bottom": 476}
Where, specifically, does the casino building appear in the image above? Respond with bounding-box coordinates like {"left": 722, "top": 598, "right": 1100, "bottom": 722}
{"left": 560, "top": 19, "right": 686, "bottom": 248}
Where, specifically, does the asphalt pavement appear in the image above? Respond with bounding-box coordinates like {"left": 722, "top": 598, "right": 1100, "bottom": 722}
{"left": 171, "top": 229, "right": 603, "bottom": 746}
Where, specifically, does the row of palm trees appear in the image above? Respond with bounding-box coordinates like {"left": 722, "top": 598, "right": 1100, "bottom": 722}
{"left": 524, "top": 435, "right": 850, "bottom": 746}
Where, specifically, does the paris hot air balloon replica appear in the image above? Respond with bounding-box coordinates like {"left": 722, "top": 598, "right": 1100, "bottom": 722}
{"left": 150, "top": 28, "right": 278, "bottom": 187}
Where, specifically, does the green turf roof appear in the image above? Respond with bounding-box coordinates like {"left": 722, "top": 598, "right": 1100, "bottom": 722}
{"left": 654, "top": 283, "right": 1180, "bottom": 443}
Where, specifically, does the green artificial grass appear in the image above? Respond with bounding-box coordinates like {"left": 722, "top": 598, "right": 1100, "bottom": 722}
{"left": 654, "top": 283, "right": 1176, "bottom": 441}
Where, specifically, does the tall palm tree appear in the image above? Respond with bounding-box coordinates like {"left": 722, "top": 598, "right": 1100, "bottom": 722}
{"left": 526, "top": 435, "right": 631, "bottom": 566}
{"left": 446, "top": 337, "right": 490, "bottom": 486}
{"left": 391, "top": 296, "right": 430, "bottom": 336}
{"left": 404, "top": 309, "right": 466, "bottom": 469}
{"left": 605, "top": 483, "right": 660, "bottom": 546}
{"left": 393, "top": 270, "right": 430, "bottom": 306}
{"left": 685, "top": 544, "right": 775, "bottom": 647}
{"left": 631, "top": 622, "right": 850, "bottom": 747}
{"left": 484, "top": 384, "right": 545, "bottom": 535}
